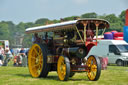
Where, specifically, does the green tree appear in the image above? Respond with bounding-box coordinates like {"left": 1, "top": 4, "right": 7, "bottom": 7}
{"left": 104, "top": 14, "right": 119, "bottom": 23}
{"left": 97, "top": 14, "right": 106, "bottom": 19}
{"left": 63, "top": 16, "right": 80, "bottom": 21}
{"left": 24, "top": 22, "right": 35, "bottom": 29}
{"left": 22, "top": 34, "right": 32, "bottom": 48}
{"left": 35, "top": 18, "right": 49, "bottom": 25}
{"left": 119, "top": 10, "right": 125, "bottom": 25}
{"left": 0, "top": 22, "right": 10, "bottom": 40}
{"left": 51, "top": 19, "right": 60, "bottom": 23}
{"left": 5, "top": 21, "right": 16, "bottom": 47}
{"left": 16, "top": 22, "right": 26, "bottom": 33}
{"left": 81, "top": 12, "right": 97, "bottom": 18}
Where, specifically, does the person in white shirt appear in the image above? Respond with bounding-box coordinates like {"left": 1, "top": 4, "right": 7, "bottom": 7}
{"left": 0, "top": 60, "right": 2, "bottom": 66}
{"left": 3, "top": 48, "right": 13, "bottom": 66}
{"left": 0, "top": 46, "right": 4, "bottom": 65}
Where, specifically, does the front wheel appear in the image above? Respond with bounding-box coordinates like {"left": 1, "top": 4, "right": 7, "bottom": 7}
{"left": 87, "top": 55, "right": 101, "bottom": 81}
{"left": 57, "top": 56, "right": 70, "bottom": 81}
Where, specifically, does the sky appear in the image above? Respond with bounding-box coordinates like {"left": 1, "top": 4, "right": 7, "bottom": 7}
{"left": 0, "top": 0, "right": 128, "bottom": 24}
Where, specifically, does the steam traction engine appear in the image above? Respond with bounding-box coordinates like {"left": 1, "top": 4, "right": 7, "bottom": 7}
{"left": 26, "top": 19, "right": 110, "bottom": 81}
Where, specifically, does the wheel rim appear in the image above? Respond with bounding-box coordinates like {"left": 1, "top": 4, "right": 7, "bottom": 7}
{"left": 87, "top": 56, "right": 97, "bottom": 80}
{"left": 28, "top": 44, "right": 43, "bottom": 77}
{"left": 117, "top": 61, "right": 122, "bottom": 66}
{"left": 57, "top": 56, "right": 66, "bottom": 80}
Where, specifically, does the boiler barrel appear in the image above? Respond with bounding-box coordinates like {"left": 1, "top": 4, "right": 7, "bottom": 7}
{"left": 68, "top": 47, "right": 87, "bottom": 58}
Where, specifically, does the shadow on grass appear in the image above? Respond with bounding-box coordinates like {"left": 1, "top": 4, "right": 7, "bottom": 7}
{"left": 15, "top": 74, "right": 59, "bottom": 80}
{"left": 69, "top": 78, "right": 89, "bottom": 81}
{"left": 14, "top": 74, "right": 89, "bottom": 81}
{"left": 15, "top": 74, "right": 31, "bottom": 78}
{"left": 41, "top": 76, "right": 89, "bottom": 81}
{"left": 39, "top": 76, "right": 60, "bottom": 81}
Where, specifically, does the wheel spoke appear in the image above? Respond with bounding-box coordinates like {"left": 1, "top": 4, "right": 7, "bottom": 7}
{"left": 34, "top": 49, "right": 39, "bottom": 57}
{"left": 31, "top": 50, "right": 35, "bottom": 56}
{"left": 88, "top": 71, "right": 95, "bottom": 80}
{"left": 92, "top": 71, "right": 96, "bottom": 77}
{"left": 38, "top": 48, "right": 42, "bottom": 54}
{"left": 92, "top": 65, "right": 97, "bottom": 72}
{"left": 88, "top": 72, "right": 91, "bottom": 78}
{"left": 31, "top": 57, "right": 36, "bottom": 59}
{"left": 38, "top": 53, "right": 42, "bottom": 58}
{"left": 32, "top": 64, "right": 38, "bottom": 69}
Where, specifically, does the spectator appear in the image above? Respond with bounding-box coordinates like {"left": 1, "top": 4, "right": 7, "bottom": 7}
{"left": 13, "top": 53, "right": 22, "bottom": 66}
{"left": 10, "top": 48, "right": 14, "bottom": 56}
{"left": 25, "top": 48, "right": 29, "bottom": 57}
{"left": 0, "top": 46, "right": 4, "bottom": 65}
{"left": 0, "top": 60, "right": 2, "bottom": 66}
{"left": 19, "top": 48, "right": 27, "bottom": 67}
{"left": 3, "top": 48, "right": 13, "bottom": 66}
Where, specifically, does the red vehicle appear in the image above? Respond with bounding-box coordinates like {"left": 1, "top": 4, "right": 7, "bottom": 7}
{"left": 26, "top": 19, "right": 109, "bottom": 81}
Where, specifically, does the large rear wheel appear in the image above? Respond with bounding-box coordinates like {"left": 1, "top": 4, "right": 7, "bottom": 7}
{"left": 28, "top": 43, "right": 49, "bottom": 78}
{"left": 87, "top": 55, "right": 101, "bottom": 81}
{"left": 57, "top": 56, "right": 70, "bottom": 81}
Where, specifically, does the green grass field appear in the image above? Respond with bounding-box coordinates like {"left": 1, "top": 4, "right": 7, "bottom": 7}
{"left": 0, "top": 63, "right": 128, "bottom": 85}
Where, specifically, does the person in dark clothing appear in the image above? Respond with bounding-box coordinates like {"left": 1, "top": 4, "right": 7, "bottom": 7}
{"left": 10, "top": 48, "right": 14, "bottom": 56}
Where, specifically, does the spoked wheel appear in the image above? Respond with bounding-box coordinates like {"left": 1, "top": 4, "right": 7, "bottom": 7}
{"left": 28, "top": 43, "right": 49, "bottom": 78}
{"left": 87, "top": 55, "right": 101, "bottom": 81}
{"left": 57, "top": 56, "right": 70, "bottom": 81}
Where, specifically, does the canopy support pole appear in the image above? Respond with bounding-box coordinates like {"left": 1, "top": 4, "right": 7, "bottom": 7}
{"left": 75, "top": 26, "right": 84, "bottom": 43}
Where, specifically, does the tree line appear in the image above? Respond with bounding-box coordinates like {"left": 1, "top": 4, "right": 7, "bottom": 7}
{"left": 0, "top": 10, "right": 126, "bottom": 48}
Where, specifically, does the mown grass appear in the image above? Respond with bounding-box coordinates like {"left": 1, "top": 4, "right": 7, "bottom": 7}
{"left": 0, "top": 61, "right": 128, "bottom": 85}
